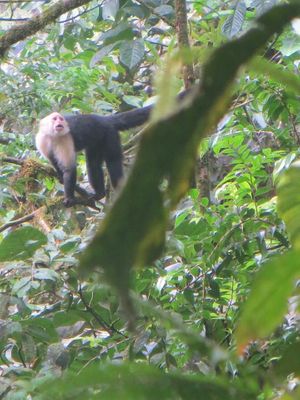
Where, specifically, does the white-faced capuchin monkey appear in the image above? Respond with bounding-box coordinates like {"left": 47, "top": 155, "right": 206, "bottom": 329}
{"left": 36, "top": 91, "right": 190, "bottom": 207}
{"left": 36, "top": 106, "right": 153, "bottom": 206}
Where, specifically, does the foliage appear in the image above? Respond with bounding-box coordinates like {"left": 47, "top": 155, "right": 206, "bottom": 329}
{"left": 0, "top": 0, "right": 300, "bottom": 399}
{"left": 80, "top": 4, "right": 300, "bottom": 317}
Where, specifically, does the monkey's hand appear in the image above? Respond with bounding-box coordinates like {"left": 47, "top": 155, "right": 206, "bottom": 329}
{"left": 63, "top": 196, "right": 101, "bottom": 210}
{"left": 63, "top": 197, "right": 76, "bottom": 207}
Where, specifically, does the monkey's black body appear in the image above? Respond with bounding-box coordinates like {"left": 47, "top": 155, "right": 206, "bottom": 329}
{"left": 37, "top": 91, "right": 189, "bottom": 206}
{"left": 65, "top": 106, "right": 152, "bottom": 151}
{"left": 62, "top": 106, "right": 152, "bottom": 204}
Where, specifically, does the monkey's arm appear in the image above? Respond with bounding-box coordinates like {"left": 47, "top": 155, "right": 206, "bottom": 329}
{"left": 48, "top": 153, "right": 76, "bottom": 207}
{"left": 62, "top": 167, "right": 77, "bottom": 207}
{"left": 48, "top": 157, "right": 92, "bottom": 200}
{"left": 48, "top": 153, "right": 63, "bottom": 182}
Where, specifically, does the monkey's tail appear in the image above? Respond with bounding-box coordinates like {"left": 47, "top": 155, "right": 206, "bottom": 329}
{"left": 105, "top": 89, "right": 191, "bottom": 131}
{"left": 105, "top": 105, "right": 153, "bottom": 131}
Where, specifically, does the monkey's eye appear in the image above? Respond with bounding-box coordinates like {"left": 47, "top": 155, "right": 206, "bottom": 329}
{"left": 53, "top": 116, "right": 63, "bottom": 122}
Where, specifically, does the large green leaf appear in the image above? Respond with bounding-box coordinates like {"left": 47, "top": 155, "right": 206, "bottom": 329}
{"left": 236, "top": 156, "right": 300, "bottom": 348}
{"left": 99, "top": 22, "right": 134, "bottom": 45}
{"left": 120, "top": 39, "right": 145, "bottom": 69}
{"left": 0, "top": 226, "right": 47, "bottom": 262}
{"left": 277, "top": 164, "right": 300, "bottom": 248}
{"left": 250, "top": 57, "right": 300, "bottom": 95}
{"left": 275, "top": 341, "right": 300, "bottom": 378}
{"left": 154, "top": 5, "right": 174, "bottom": 17}
{"left": 252, "top": 0, "right": 277, "bottom": 16}
{"left": 90, "top": 42, "right": 120, "bottom": 67}
{"left": 37, "top": 363, "right": 256, "bottom": 400}
{"left": 236, "top": 250, "right": 300, "bottom": 349}
{"left": 222, "top": 1, "right": 246, "bottom": 38}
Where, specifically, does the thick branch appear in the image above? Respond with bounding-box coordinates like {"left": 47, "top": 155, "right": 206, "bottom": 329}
{"left": 0, "top": 137, "right": 11, "bottom": 145}
{"left": 0, "top": 0, "right": 93, "bottom": 58}
{"left": 2, "top": 156, "right": 23, "bottom": 165}
{"left": 175, "top": 0, "right": 195, "bottom": 88}
{"left": 0, "top": 207, "right": 45, "bottom": 233}
{"left": 1, "top": 156, "right": 101, "bottom": 210}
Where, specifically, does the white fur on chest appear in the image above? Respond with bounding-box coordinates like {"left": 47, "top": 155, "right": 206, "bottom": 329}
{"left": 36, "top": 132, "right": 76, "bottom": 169}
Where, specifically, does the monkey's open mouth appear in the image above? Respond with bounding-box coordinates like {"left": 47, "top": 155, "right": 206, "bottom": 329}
{"left": 55, "top": 124, "right": 64, "bottom": 131}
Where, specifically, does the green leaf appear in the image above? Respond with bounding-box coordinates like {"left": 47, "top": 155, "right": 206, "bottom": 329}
{"left": 37, "top": 363, "right": 256, "bottom": 399}
{"left": 120, "top": 39, "right": 145, "bottom": 69}
{"left": 99, "top": 22, "right": 134, "bottom": 45}
{"left": 123, "top": 5, "right": 148, "bottom": 19}
{"left": 53, "top": 310, "right": 85, "bottom": 328}
{"left": 252, "top": 0, "right": 277, "bottom": 16}
{"left": 59, "top": 237, "right": 81, "bottom": 253}
{"left": 21, "top": 334, "right": 37, "bottom": 363}
{"left": 0, "top": 226, "right": 47, "bottom": 262}
{"left": 12, "top": 277, "right": 35, "bottom": 297}
{"left": 250, "top": 57, "right": 300, "bottom": 95}
{"left": 153, "top": 5, "right": 174, "bottom": 17}
{"left": 0, "top": 321, "right": 22, "bottom": 339}
{"left": 90, "top": 42, "right": 119, "bottom": 67}
{"left": 277, "top": 164, "right": 300, "bottom": 247}
{"left": 273, "top": 152, "right": 297, "bottom": 183}
{"left": 175, "top": 219, "right": 208, "bottom": 237}
{"left": 222, "top": 1, "right": 246, "bottom": 38}
{"left": 236, "top": 250, "right": 300, "bottom": 349}
{"left": 183, "top": 288, "right": 195, "bottom": 304}
{"left": 22, "top": 318, "right": 59, "bottom": 342}
{"left": 34, "top": 268, "right": 59, "bottom": 281}
{"left": 122, "top": 95, "right": 143, "bottom": 108}
{"left": 281, "top": 36, "right": 300, "bottom": 56}
{"left": 102, "top": 0, "right": 119, "bottom": 20}
{"left": 275, "top": 341, "right": 300, "bottom": 377}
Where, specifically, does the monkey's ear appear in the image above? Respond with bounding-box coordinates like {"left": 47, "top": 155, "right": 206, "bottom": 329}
{"left": 38, "top": 116, "right": 50, "bottom": 135}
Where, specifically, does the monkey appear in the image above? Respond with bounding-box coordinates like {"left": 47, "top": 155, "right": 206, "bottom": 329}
{"left": 36, "top": 91, "right": 191, "bottom": 207}
{"left": 36, "top": 106, "right": 153, "bottom": 206}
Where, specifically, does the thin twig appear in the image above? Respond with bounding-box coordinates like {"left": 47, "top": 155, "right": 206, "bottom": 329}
{"left": 0, "top": 137, "right": 11, "bottom": 144}
{"left": 0, "top": 207, "right": 44, "bottom": 233}
{"left": 78, "top": 285, "right": 127, "bottom": 337}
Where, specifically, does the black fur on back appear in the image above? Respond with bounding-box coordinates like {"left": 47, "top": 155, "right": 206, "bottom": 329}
{"left": 64, "top": 90, "right": 190, "bottom": 151}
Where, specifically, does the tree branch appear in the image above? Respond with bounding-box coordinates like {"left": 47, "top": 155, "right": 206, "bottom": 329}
{"left": 175, "top": 0, "right": 195, "bottom": 88}
{"left": 0, "top": 0, "right": 93, "bottom": 58}
{"left": 78, "top": 286, "right": 127, "bottom": 337}
{"left": 0, "top": 207, "right": 45, "bottom": 233}
{"left": 2, "top": 156, "right": 23, "bottom": 165}
{"left": 1, "top": 156, "right": 102, "bottom": 210}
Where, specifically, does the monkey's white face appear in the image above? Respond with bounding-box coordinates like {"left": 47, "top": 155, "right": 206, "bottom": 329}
{"left": 40, "top": 112, "right": 69, "bottom": 137}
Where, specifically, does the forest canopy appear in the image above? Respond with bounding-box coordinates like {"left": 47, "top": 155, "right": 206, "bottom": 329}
{"left": 0, "top": 1, "right": 300, "bottom": 399}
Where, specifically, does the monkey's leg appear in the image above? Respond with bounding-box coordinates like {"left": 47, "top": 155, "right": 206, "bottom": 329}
{"left": 62, "top": 167, "right": 77, "bottom": 206}
{"left": 104, "top": 130, "right": 123, "bottom": 187}
{"left": 85, "top": 148, "right": 106, "bottom": 199}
